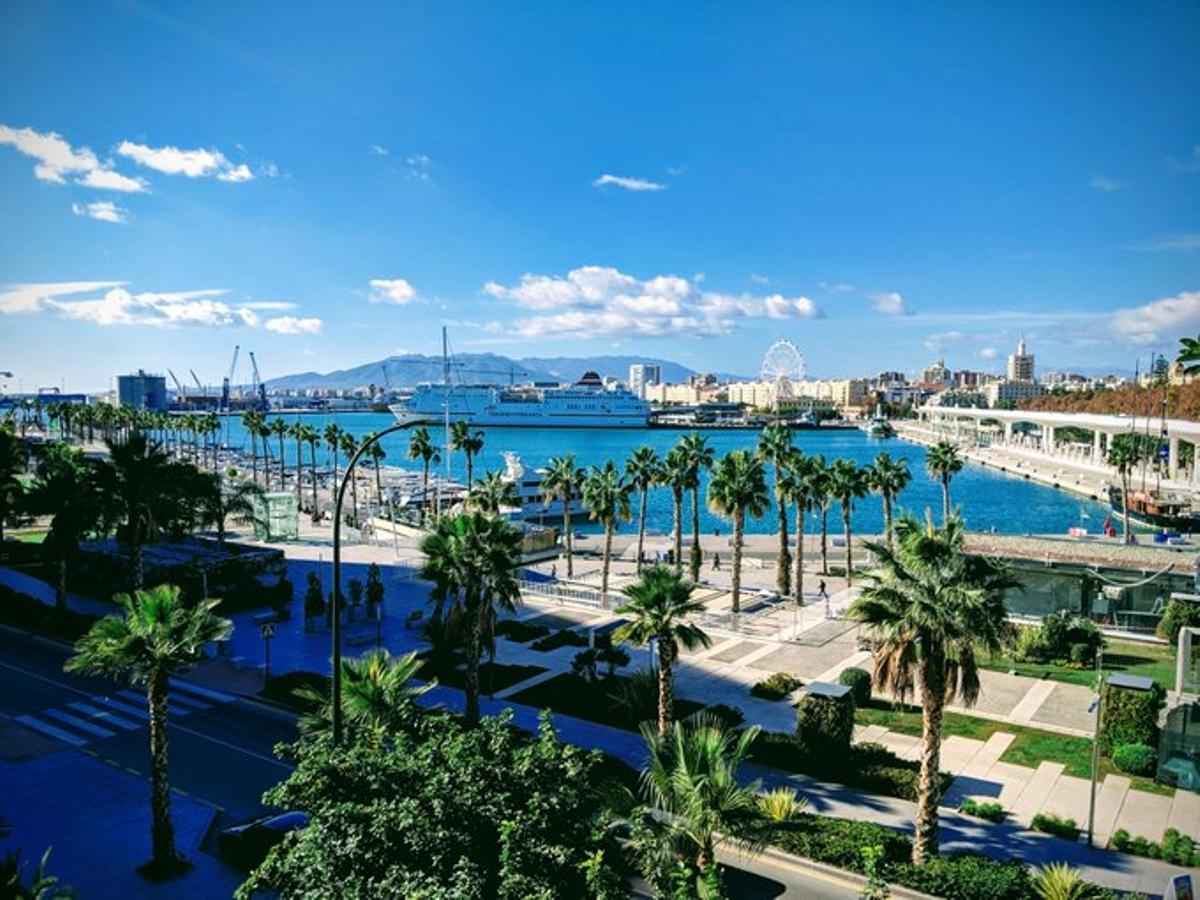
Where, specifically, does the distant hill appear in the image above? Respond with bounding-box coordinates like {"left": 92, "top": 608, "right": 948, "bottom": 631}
{"left": 265, "top": 352, "right": 748, "bottom": 392}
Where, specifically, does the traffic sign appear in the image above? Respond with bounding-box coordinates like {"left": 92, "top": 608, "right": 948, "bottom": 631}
{"left": 259, "top": 623, "right": 276, "bottom": 640}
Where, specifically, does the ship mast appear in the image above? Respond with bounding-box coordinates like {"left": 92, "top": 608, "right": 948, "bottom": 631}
{"left": 443, "top": 325, "right": 452, "bottom": 502}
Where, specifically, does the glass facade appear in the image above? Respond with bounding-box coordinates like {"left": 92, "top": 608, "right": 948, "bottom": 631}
{"left": 250, "top": 492, "right": 299, "bottom": 542}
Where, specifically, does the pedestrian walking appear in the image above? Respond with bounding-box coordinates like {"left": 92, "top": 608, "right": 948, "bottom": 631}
{"left": 818, "top": 579, "right": 830, "bottom": 618}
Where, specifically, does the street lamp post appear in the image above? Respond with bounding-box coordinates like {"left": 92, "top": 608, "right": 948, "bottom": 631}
{"left": 331, "top": 421, "right": 414, "bottom": 746}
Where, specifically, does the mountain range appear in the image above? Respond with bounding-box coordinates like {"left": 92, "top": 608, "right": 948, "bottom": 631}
{"left": 264, "top": 353, "right": 749, "bottom": 392}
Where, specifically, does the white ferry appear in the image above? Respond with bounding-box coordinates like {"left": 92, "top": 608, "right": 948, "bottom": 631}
{"left": 389, "top": 371, "right": 650, "bottom": 428}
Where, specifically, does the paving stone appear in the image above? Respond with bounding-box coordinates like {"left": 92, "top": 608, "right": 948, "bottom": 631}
{"left": 1028, "top": 681, "right": 1096, "bottom": 733}
{"left": 1092, "top": 775, "right": 1131, "bottom": 846}
{"left": 1041, "top": 773, "right": 1092, "bottom": 825}
{"left": 1167, "top": 790, "right": 1200, "bottom": 839}
{"left": 1010, "top": 761, "right": 1065, "bottom": 822}
{"left": 1116, "top": 789, "right": 1174, "bottom": 842}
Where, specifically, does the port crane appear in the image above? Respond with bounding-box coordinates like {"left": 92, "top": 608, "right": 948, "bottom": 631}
{"left": 249, "top": 351, "right": 268, "bottom": 410}
{"left": 166, "top": 369, "right": 185, "bottom": 396}
{"left": 221, "top": 345, "right": 240, "bottom": 412}
{"left": 189, "top": 369, "right": 205, "bottom": 396}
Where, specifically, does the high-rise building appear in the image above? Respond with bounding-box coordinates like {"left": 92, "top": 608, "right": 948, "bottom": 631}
{"left": 628, "top": 363, "right": 662, "bottom": 399}
{"left": 1007, "top": 336, "right": 1035, "bottom": 382}
{"left": 922, "top": 359, "right": 951, "bottom": 385}
{"left": 116, "top": 370, "right": 168, "bottom": 412}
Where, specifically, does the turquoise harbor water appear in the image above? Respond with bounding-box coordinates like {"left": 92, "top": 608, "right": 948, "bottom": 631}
{"left": 219, "top": 412, "right": 1111, "bottom": 537}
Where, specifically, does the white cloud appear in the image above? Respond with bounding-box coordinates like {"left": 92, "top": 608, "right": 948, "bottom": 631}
{"left": 750, "top": 273, "right": 771, "bottom": 285}
{"left": 368, "top": 278, "right": 419, "bottom": 305}
{"left": 592, "top": 173, "right": 666, "bottom": 192}
{"left": 819, "top": 281, "right": 856, "bottom": 295}
{"left": 76, "top": 168, "right": 148, "bottom": 192}
{"left": 1110, "top": 290, "right": 1200, "bottom": 345}
{"left": 869, "top": 291, "right": 910, "bottom": 316}
{"left": 72, "top": 201, "right": 128, "bottom": 224}
{"left": 1089, "top": 174, "right": 1125, "bottom": 192}
{"left": 46, "top": 288, "right": 260, "bottom": 328}
{"left": 0, "top": 124, "right": 146, "bottom": 192}
{"left": 979, "top": 347, "right": 998, "bottom": 360}
{"left": 484, "top": 265, "right": 824, "bottom": 340}
{"left": 368, "top": 143, "right": 389, "bottom": 156}
{"left": 0, "top": 281, "right": 124, "bottom": 315}
{"left": 264, "top": 315, "right": 323, "bottom": 335}
{"left": 237, "top": 301, "right": 296, "bottom": 311}
{"left": 404, "top": 154, "right": 434, "bottom": 184}
{"left": 1127, "top": 233, "right": 1200, "bottom": 253}
{"left": 117, "top": 140, "right": 253, "bottom": 183}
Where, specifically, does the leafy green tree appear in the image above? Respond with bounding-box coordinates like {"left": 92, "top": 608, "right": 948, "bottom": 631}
{"left": 847, "top": 514, "right": 1015, "bottom": 864}
{"left": 406, "top": 426, "right": 440, "bottom": 524}
{"left": 65, "top": 585, "right": 231, "bottom": 872}
{"left": 542, "top": 454, "right": 582, "bottom": 577}
{"left": 237, "top": 713, "right": 625, "bottom": 900}
{"left": 295, "top": 649, "right": 432, "bottom": 741}
{"left": 614, "top": 565, "right": 711, "bottom": 737}
{"left": 925, "top": 441, "right": 963, "bottom": 524}
{"left": 418, "top": 513, "right": 522, "bottom": 725}
{"left": 827, "top": 458, "right": 869, "bottom": 582}
{"left": 1107, "top": 434, "right": 1144, "bottom": 543}
{"left": 660, "top": 445, "right": 693, "bottom": 574}
{"left": 625, "top": 446, "right": 661, "bottom": 572}
{"left": 680, "top": 432, "right": 715, "bottom": 581}
{"left": 706, "top": 450, "right": 769, "bottom": 613}
{"left": 581, "top": 461, "right": 633, "bottom": 601}
{"left": 779, "top": 450, "right": 823, "bottom": 603}
{"left": 449, "top": 420, "right": 485, "bottom": 493}
{"left": 26, "top": 443, "right": 102, "bottom": 610}
{"left": 757, "top": 422, "right": 794, "bottom": 596}
{"left": 0, "top": 424, "right": 29, "bottom": 552}
{"left": 867, "top": 451, "right": 912, "bottom": 551}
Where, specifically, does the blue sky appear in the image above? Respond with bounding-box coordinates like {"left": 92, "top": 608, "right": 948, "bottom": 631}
{"left": 0, "top": 1, "right": 1198, "bottom": 392}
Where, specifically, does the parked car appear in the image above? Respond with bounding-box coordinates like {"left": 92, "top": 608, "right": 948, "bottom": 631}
{"left": 217, "top": 811, "right": 309, "bottom": 868}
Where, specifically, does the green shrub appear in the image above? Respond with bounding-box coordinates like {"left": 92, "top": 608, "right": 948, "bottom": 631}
{"left": 529, "top": 628, "right": 589, "bottom": 652}
{"left": 892, "top": 854, "right": 1031, "bottom": 900}
{"left": 704, "top": 703, "right": 745, "bottom": 729}
{"left": 1099, "top": 680, "right": 1163, "bottom": 755}
{"left": 494, "top": 618, "right": 552, "bottom": 644}
{"left": 1019, "top": 612, "right": 1104, "bottom": 664}
{"left": 1111, "top": 742, "right": 1158, "bottom": 777}
{"left": 838, "top": 667, "right": 872, "bottom": 706}
{"left": 958, "top": 798, "right": 1006, "bottom": 822}
{"left": 1031, "top": 812, "right": 1079, "bottom": 841}
{"left": 750, "top": 671, "right": 801, "bottom": 701}
{"left": 1158, "top": 597, "right": 1200, "bottom": 641}
{"left": 1068, "top": 642, "right": 1093, "bottom": 666}
{"left": 770, "top": 814, "right": 910, "bottom": 872}
{"left": 1014, "top": 625, "right": 1048, "bottom": 662}
{"left": 1111, "top": 827, "right": 1200, "bottom": 867}
{"left": 795, "top": 690, "right": 855, "bottom": 756}
{"left": 1110, "top": 828, "right": 1130, "bottom": 851}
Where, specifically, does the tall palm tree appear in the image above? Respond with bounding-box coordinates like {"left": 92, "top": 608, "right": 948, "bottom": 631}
{"left": 242, "top": 410, "right": 264, "bottom": 487}
{"left": 660, "top": 445, "right": 692, "bottom": 575}
{"left": 624, "top": 446, "right": 661, "bottom": 572}
{"left": 472, "top": 470, "right": 518, "bottom": 515}
{"left": 366, "top": 435, "right": 386, "bottom": 504}
{"left": 450, "top": 420, "right": 485, "bottom": 491}
{"left": 542, "top": 454, "right": 582, "bottom": 577}
{"left": 288, "top": 420, "right": 305, "bottom": 505}
{"left": 194, "top": 472, "right": 263, "bottom": 545}
{"left": 847, "top": 514, "right": 1015, "bottom": 864}
{"left": 0, "top": 425, "right": 29, "bottom": 552}
{"left": 27, "top": 443, "right": 102, "bottom": 610}
{"left": 680, "top": 432, "right": 715, "bottom": 582}
{"left": 925, "top": 440, "right": 964, "bottom": 524}
{"left": 1107, "top": 435, "right": 1143, "bottom": 543}
{"left": 65, "top": 585, "right": 232, "bottom": 871}
{"left": 779, "top": 450, "right": 822, "bottom": 604}
{"left": 756, "top": 423, "right": 794, "bottom": 596}
{"left": 94, "top": 435, "right": 182, "bottom": 589}
{"left": 203, "top": 412, "right": 220, "bottom": 471}
{"left": 614, "top": 565, "right": 711, "bottom": 737}
{"left": 407, "top": 426, "right": 440, "bottom": 525}
{"left": 418, "top": 513, "right": 522, "bottom": 725}
{"left": 269, "top": 418, "right": 288, "bottom": 491}
{"left": 827, "top": 458, "right": 869, "bottom": 582}
{"left": 809, "top": 459, "right": 834, "bottom": 575}
{"left": 706, "top": 450, "right": 769, "bottom": 613}
{"left": 867, "top": 451, "right": 912, "bottom": 551}
{"left": 295, "top": 649, "right": 433, "bottom": 741}
{"left": 581, "top": 461, "right": 632, "bottom": 602}
{"left": 340, "top": 432, "right": 361, "bottom": 525}
{"left": 323, "top": 422, "right": 343, "bottom": 496}
{"left": 298, "top": 423, "right": 321, "bottom": 521}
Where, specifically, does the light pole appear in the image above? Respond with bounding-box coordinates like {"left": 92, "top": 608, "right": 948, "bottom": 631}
{"left": 331, "top": 421, "right": 415, "bottom": 745}
{"left": 1086, "top": 645, "right": 1104, "bottom": 847}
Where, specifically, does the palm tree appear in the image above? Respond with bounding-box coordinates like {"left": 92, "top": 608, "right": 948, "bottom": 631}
{"left": 323, "top": 422, "right": 343, "bottom": 496}
{"left": 779, "top": 450, "right": 822, "bottom": 603}
{"left": 542, "top": 454, "right": 582, "bottom": 577}
{"left": 828, "top": 458, "right": 869, "bottom": 582}
{"left": 472, "top": 470, "right": 518, "bottom": 515}
{"left": 809, "top": 459, "right": 834, "bottom": 575}
{"left": 417, "top": 512, "right": 522, "bottom": 725}
{"left": 65, "top": 584, "right": 232, "bottom": 871}
{"left": 94, "top": 435, "right": 182, "bottom": 589}
{"left": 298, "top": 423, "right": 321, "bottom": 521}
{"left": 407, "top": 426, "right": 440, "bottom": 525}
{"left": 925, "top": 440, "right": 964, "bottom": 524}
{"left": 340, "top": 432, "right": 361, "bottom": 525}
{"left": 366, "top": 435, "right": 386, "bottom": 504}
{"left": 706, "top": 450, "right": 769, "bottom": 613}
{"left": 659, "top": 445, "right": 692, "bottom": 575}
{"left": 242, "top": 410, "right": 264, "bottom": 486}
{"left": 614, "top": 565, "right": 711, "bottom": 736}
{"left": 1177, "top": 335, "right": 1200, "bottom": 375}
{"left": 450, "top": 421, "right": 485, "bottom": 491}
{"left": 202, "top": 412, "right": 220, "bottom": 471}
{"left": 581, "top": 461, "right": 632, "bottom": 602}
{"left": 680, "top": 432, "right": 715, "bottom": 582}
{"left": 0, "top": 425, "right": 29, "bottom": 553}
{"left": 624, "top": 446, "right": 661, "bottom": 572}
{"left": 847, "top": 514, "right": 1015, "bottom": 864}
{"left": 1107, "top": 435, "right": 1143, "bottom": 543}
{"left": 295, "top": 649, "right": 433, "bottom": 741}
{"left": 27, "top": 444, "right": 102, "bottom": 610}
{"left": 195, "top": 472, "right": 263, "bottom": 545}
{"left": 288, "top": 420, "right": 305, "bottom": 505}
{"left": 269, "top": 418, "right": 288, "bottom": 491}
{"left": 757, "top": 422, "right": 794, "bottom": 596}
{"left": 867, "top": 451, "right": 912, "bottom": 550}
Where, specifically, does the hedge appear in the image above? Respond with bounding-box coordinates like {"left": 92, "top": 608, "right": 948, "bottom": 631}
{"left": 750, "top": 671, "right": 801, "bottom": 701}
{"left": 1031, "top": 812, "right": 1079, "bottom": 841}
{"left": 838, "top": 667, "right": 873, "bottom": 706}
{"left": 795, "top": 689, "right": 855, "bottom": 756}
{"left": 1099, "top": 680, "right": 1162, "bottom": 755}
{"left": 1111, "top": 827, "right": 1200, "bottom": 866}
{"left": 1159, "top": 597, "right": 1200, "bottom": 641}
{"left": 1111, "top": 742, "right": 1157, "bottom": 777}
{"left": 958, "top": 798, "right": 1006, "bottom": 823}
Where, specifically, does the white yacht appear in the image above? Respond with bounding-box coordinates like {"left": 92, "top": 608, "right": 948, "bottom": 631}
{"left": 499, "top": 452, "right": 589, "bottom": 524}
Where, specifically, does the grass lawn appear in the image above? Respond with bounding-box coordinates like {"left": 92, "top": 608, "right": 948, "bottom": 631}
{"left": 979, "top": 638, "right": 1175, "bottom": 691}
{"left": 510, "top": 671, "right": 705, "bottom": 731}
{"left": 855, "top": 700, "right": 1172, "bottom": 797}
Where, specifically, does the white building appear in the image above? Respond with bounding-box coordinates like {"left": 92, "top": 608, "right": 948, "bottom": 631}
{"left": 1007, "top": 336, "right": 1035, "bottom": 382}
{"left": 985, "top": 379, "right": 1043, "bottom": 407}
{"left": 627, "top": 363, "right": 662, "bottom": 399}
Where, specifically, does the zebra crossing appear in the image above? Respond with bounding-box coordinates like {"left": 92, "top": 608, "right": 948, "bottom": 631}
{"left": 14, "top": 679, "right": 235, "bottom": 748}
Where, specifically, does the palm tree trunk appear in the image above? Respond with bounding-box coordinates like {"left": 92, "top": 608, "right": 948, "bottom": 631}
{"left": 466, "top": 454, "right": 474, "bottom": 496}
{"left": 820, "top": 508, "right": 829, "bottom": 574}
{"left": 147, "top": 667, "right": 178, "bottom": 864}
{"left": 914, "top": 683, "right": 945, "bottom": 864}
{"left": 295, "top": 437, "right": 303, "bottom": 506}
{"left": 793, "top": 501, "right": 805, "bottom": 605}
{"left": 636, "top": 486, "right": 648, "bottom": 572}
{"left": 131, "top": 541, "right": 144, "bottom": 591}
{"left": 601, "top": 522, "right": 613, "bottom": 604}
{"left": 732, "top": 509, "right": 744, "bottom": 614}
{"left": 331, "top": 446, "right": 339, "bottom": 502}
{"left": 249, "top": 433, "right": 258, "bottom": 486}
{"left": 278, "top": 435, "right": 285, "bottom": 492}
{"left": 673, "top": 489, "right": 683, "bottom": 574}
{"left": 309, "top": 444, "right": 319, "bottom": 522}
{"left": 465, "top": 601, "right": 482, "bottom": 726}
{"left": 941, "top": 477, "right": 951, "bottom": 524}
{"left": 56, "top": 555, "right": 68, "bottom": 612}
{"left": 689, "top": 484, "right": 701, "bottom": 582}
{"left": 656, "top": 639, "right": 675, "bottom": 739}
{"left": 775, "top": 486, "right": 791, "bottom": 596}
{"left": 563, "top": 487, "right": 574, "bottom": 578}
{"left": 883, "top": 494, "right": 893, "bottom": 550}
{"left": 350, "top": 470, "right": 359, "bottom": 527}
{"left": 843, "top": 507, "right": 854, "bottom": 583}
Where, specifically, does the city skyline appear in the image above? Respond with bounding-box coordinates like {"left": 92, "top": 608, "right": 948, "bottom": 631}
{"left": 2, "top": 2, "right": 1199, "bottom": 391}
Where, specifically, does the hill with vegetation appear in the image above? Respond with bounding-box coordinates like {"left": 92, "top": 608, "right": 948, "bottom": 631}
{"left": 1019, "top": 380, "right": 1200, "bottom": 421}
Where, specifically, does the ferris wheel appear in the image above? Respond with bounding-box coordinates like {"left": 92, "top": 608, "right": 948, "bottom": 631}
{"left": 761, "top": 339, "right": 806, "bottom": 384}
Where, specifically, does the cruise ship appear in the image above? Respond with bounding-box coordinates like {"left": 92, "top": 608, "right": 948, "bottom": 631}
{"left": 389, "top": 371, "right": 650, "bottom": 428}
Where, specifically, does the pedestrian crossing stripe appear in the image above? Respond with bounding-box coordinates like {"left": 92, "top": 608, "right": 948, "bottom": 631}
{"left": 43, "top": 708, "right": 116, "bottom": 739}
{"left": 15, "top": 714, "right": 87, "bottom": 747}
{"left": 65, "top": 701, "right": 140, "bottom": 730}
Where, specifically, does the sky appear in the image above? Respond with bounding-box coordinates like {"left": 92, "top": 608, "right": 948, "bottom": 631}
{"left": 0, "top": 0, "right": 1198, "bottom": 392}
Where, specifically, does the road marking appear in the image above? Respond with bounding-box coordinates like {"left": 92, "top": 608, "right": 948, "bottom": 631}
{"left": 92, "top": 695, "right": 149, "bottom": 720}
{"left": 168, "top": 692, "right": 211, "bottom": 712}
{"left": 43, "top": 708, "right": 116, "bottom": 739}
{"left": 168, "top": 720, "right": 290, "bottom": 770}
{"left": 66, "top": 701, "right": 140, "bottom": 730}
{"left": 117, "top": 689, "right": 190, "bottom": 716}
{"left": 15, "top": 714, "right": 87, "bottom": 746}
{"left": 171, "top": 679, "right": 235, "bottom": 704}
